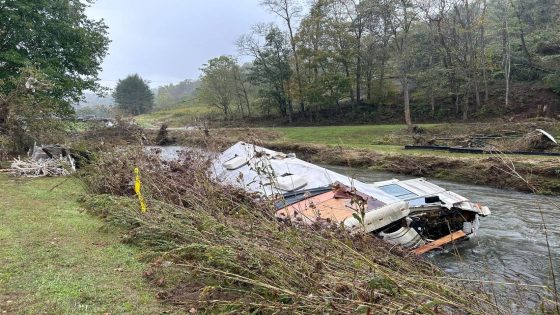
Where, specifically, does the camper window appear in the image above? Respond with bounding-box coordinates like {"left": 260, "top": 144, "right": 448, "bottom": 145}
{"left": 378, "top": 184, "right": 418, "bottom": 200}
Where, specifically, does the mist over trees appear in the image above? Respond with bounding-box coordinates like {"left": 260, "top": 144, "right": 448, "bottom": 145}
{"left": 155, "top": 79, "right": 201, "bottom": 108}
{"left": 194, "top": 0, "right": 560, "bottom": 125}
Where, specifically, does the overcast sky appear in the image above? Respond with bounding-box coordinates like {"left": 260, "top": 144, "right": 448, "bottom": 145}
{"left": 86, "top": 0, "right": 278, "bottom": 88}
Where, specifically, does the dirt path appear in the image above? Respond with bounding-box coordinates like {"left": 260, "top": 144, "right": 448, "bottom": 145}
{"left": 0, "top": 175, "right": 176, "bottom": 314}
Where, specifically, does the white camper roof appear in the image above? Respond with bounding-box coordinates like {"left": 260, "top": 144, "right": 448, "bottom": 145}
{"left": 211, "top": 142, "right": 401, "bottom": 205}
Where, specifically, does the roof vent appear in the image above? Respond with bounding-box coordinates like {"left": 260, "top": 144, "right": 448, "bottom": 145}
{"left": 223, "top": 155, "right": 249, "bottom": 170}
{"left": 273, "top": 174, "right": 307, "bottom": 191}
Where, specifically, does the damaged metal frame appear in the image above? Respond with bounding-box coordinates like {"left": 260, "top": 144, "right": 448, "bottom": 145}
{"left": 213, "top": 142, "right": 491, "bottom": 254}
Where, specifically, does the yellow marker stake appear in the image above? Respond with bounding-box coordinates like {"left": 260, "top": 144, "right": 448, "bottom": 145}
{"left": 134, "top": 167, "right": 147, "bottom": 213}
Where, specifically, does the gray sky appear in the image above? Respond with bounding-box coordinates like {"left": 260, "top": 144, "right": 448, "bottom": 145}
{"left": 86, "top": 0, "right": 278, "bottom": 88}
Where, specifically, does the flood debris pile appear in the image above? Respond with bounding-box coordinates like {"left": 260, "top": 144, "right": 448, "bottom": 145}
{"left": 407, "top": 124, "right": 560, "bottom": 155}
{"left": 513, "top": 129, "right": 558, "bottom": 151}
{"left": 213, "top": 142, "right": 491, "bottom": 255}
{"left": 77, "top": 116, "right": 145, "bottom": 147}
{"left": 80, "top": 147, "right": 495, "bottom": 314}
{"left": 9, "top": 145, "right": 75, "bottom": 177}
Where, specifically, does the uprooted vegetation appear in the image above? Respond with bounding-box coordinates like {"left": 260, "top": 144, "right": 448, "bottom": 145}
{"left": 408, "top": 120, "right": 560, "bottom": 151}
{"left": 79, "top": 148, "right": 496, "bottom": 314}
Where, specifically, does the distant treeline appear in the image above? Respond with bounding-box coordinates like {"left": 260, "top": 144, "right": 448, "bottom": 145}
{"left": 191, "top": 0, "right": 560, "bottom": 126}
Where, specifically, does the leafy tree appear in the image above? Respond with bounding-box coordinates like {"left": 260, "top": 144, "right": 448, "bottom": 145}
{"left": 198, "top": 56, "right": 239, "bottom": 120}
{"left": 0, "top": 0, "right": 109, "bottom": 150}
{"left": 208, "top": 0, "right": 560, "bottom": 124}
{"left": 0, "top": 0, "right": 109, "bottom": 102}
{"left": 113, "top": 74, "right": 154, "bottom": 115}
{"left": 238, "top": 24, "right": 294, "bottom": 122}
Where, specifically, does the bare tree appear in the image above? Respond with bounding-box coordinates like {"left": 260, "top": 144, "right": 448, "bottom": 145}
{"left": 385, "top": 0, "right": 418, "bottom": 130}
{"left": 261, "top": 0, "right": 306, "bottom": 113}
{"left": 497, "top": 0, "right": 512, "bottom": 108}
{"left": 480, "top": 0, "right": 489, "bottom": 103}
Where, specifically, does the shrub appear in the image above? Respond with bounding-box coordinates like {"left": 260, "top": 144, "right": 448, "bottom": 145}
{"left": 0, "top": 67, "right": 69, "bottom": 153}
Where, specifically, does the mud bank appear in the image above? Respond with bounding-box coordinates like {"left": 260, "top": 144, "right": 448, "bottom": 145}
{"left": 267, "top": 142, "right": 560, "bottom": 195}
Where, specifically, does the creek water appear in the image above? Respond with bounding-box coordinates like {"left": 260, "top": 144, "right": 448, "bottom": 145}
{"left": 326, "top": 164, "right": 560, "bottom": 312}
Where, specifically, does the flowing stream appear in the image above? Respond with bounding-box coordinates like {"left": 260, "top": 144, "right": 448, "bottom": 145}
{"left": 326, "top": 165, "right": 560, "bottom": 312}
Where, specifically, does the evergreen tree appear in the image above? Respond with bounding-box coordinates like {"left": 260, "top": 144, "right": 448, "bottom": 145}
{"left": 113, "top": 74, "right": 154, "bottom": 115}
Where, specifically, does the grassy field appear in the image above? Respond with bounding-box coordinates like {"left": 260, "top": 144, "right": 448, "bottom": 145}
{"left": 265, "top": 123, "right": 560, "bottom": 158}
{"left": 273, "top": 124, "right": 409, "bottom": 145}
{"left": 136, "top": 104, "right": 216, "bottom": 128}
{"left": 0, "top": 175, "right": 173, "bottom": 314}
{"left": 270, "top": 124, "right": 437, "bottom": 153}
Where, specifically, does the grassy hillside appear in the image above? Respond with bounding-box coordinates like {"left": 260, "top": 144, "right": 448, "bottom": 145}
{"left": 136, "top": 102, "right": 216, "bottom": 128}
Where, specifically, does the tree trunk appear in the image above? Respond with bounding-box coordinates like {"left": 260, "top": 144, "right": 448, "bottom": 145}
{"left": 344, "top": 64, "right": 355, "bottom": 104}
{"left": 481, "top": 26, "right": 489, "bottom": 103}
{"left": 356, "top": 53, "right": 361, "bottom": 105}
{"left": 284, "top": 10, "right": 305, "bottom": 113}
{"left": 366, "top": 77, "right": 372, "bottom": 103}
{"left": 355, "top": 29, "right": 363, "bottom": 107}
{"left": 462, "top": 88, "right": 469, "bottom": 121}
{"left": 237, "top": 98, "right": 245, "bottom": 117}
{"left": 427, "top": 51, "right": 436, "bottom": 117}
{"left": 463, "top": 97, "right": 469, "bottom": 121}
{"left": 474, "top": 80, "right": 481, "bottom": 111}
{"left": 240, "top": 81, "right": 251, "bottom": 117}
{"left": 455, "top": 84, "right": 460, "bottom": 115}
{"left": 287, "top": 100, "right": 293, "bottom": 123}
{"left": 481, "top": 0, "right": 489, "bottom": 104}
{"left": 379, "top": 57, "right": 386, "bottom": 103}
{"left": 512, "top": 0, "right": 533, "bottom": 66}
{"left": 504, "top": 17, "right": 511, "bottom": 108}
{"left": 402, "top": 75, "right": 412, "bottom": 130}
{"left": 430, "top": 88, "right": 435, "bottom": 117}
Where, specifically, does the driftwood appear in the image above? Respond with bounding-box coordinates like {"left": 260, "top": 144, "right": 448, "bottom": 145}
{"left": 10, "top": 156, "right": 75, "bottom": 177}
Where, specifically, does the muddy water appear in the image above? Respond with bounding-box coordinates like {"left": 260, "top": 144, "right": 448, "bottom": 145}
{"left": 326, "top": 165, "right": 560, "bottom": 312}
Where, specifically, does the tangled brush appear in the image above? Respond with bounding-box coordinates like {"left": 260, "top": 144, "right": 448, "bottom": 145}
{"left": 79, "top": 148, "right": 495, "bottom": 314}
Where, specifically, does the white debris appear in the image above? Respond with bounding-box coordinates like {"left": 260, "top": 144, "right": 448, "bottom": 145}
{"left": 10, "top": 156, "right": 75, "bottom": 177}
